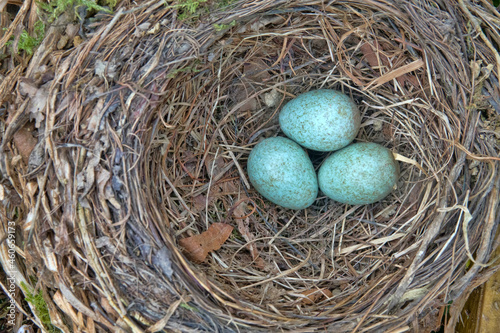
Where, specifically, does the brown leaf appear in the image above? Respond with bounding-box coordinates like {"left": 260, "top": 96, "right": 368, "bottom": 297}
{"left": 382, "top": 122, "right": 393, "bottom": 141}
{"left": 360, "top": 41, "right": 390, "bottom": 69}
{"left": 192, "top": 194, "right": 208, "bottom": 212}
{"left": 204, "top": 155, "right": 225, "bottom": 177}
{"left": 231, "top": 59, "right": 272, "bottom": 112}
{"left": 12, "top": 127, "right": 37, "bottom": 164}
{"left": 179, "top": 223, "right": 233, "bottom": 263}
{"left": 19, "top": 80, "right": 50, "bottom": 128}
{"left": 233, "top": 87, "right": 258, "bottom": 112}
{"left": 243, "top": 59, "right": 271, "bottom": 82}
{"left": 296, "top": 288, "right": 333, "bottom": 305}
{"left": 221, "top": 180, "right": 240, "bottom": 197}
{"left": 192, "top": 188, "right": 222, "bottom": 213}
{"left": 360, "top": 41, "right": 420, "bottom": 89}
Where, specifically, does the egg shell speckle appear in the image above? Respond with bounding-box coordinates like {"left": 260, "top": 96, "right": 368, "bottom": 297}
{"left": 318, "top": 142, "right": 399, "bottom": 205}
{"left": 247, "top": 137, "right": 318, "bottom": 210}
{"left": 279, "top": 89, "right": 361, "bottom": 152}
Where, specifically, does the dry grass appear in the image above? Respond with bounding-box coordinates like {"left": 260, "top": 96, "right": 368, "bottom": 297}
{"left": 1, "top": 0, "right": 499, "bottom": 332}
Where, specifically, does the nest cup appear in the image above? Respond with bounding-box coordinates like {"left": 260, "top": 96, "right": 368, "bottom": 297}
{"left": 1, "top": 0, "right": 500, "bottom": 332}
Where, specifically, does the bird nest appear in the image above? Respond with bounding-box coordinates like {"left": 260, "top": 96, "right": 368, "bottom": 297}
{"left": 1, "top": 0, "right": 500, "bottom": 332}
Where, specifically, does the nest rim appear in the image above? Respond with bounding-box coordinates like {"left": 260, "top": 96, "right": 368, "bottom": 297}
{"left": 1, "top": 0, "right": 500, "bottom": 332}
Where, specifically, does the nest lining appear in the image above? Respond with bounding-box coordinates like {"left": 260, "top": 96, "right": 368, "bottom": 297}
{"left": 1, "top": 0, "right": 500, "bottom": 332}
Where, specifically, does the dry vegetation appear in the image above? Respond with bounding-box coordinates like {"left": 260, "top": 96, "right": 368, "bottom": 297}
{"left": 0, "top": 0, "right": 499, "bottom": 332}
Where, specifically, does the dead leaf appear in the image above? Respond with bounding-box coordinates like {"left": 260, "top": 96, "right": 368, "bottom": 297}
{"left": 152, "top": 246, "right": 173, "bottom": 279}
{"left": 18, "top": 80, "right": 38, "bottom": 96}
{"left": 360, "top": 41, "right": 420, "bottom": 89}
{"left": 295, "top": 288, "right": 333, "bottom": 305}
{"left": 233, "top": 87, "right": 258, "bottom": 112}
{"left": 192, "top": 194, "right": 208, "bottom": 212}
{"left": 205, "top": 155, "right": 225, "bottom": 177}
{"left": 12, "top": 127, "right": 37, "bottom": 164}
{"left": 233, "top": 59, "right": 279, "bottom": 112}
{"left": 244, "top": 59, "right": 271, "bottom": 82}
{"left": 19, "top": 80, "right": 50, "bottom": 128}
{"left": 28, "top": 140, "right": 45, "bottom": 172}
{"left": 179, "top": 223, "right": 233, "bottom": 263}
{"left": 191, "top": 186, "right": 222, "bottom": 213}
{"left": 52, "top": 291, "right": 83, "bottom": 327}
{"left": 360, "top": 41, "right": 389, "bottom": 69}
{"left": 231, "top": 59, "right": 273, "bottom": 112}
{"left": 382, "top": 123, "right": 393, "bottom": 140}
{"left": 221, "top": 179, "right": 239, "bottom": 194}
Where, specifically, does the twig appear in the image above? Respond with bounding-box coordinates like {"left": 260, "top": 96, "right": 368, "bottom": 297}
{"left": 458, "top": 0, "right": 500, "bottom": 80}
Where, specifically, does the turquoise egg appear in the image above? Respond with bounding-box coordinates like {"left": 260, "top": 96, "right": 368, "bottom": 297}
{"left": 279, "top": 89, "right": 360, "bottom": 152}
{"left": 318, "top": 142, "right": 399, "bottom": 205}
{"left": 247, "top": 137, "right": 318, "bottom": 209}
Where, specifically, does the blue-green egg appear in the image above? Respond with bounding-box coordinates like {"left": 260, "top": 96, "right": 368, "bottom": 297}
{"left": 247, "top": 137, "right": 318, "bottom": 209}
{"left": 279, "top": 89, "right": 360, "bottom": 152}
{"left": 318, "top": 142, "right": 399, "bottom": 205}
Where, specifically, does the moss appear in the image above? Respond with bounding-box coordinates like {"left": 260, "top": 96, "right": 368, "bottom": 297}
{"left": 213, "top": 20, "right": 235, "bottom": 31}
{"left": 177, "top": 0, "right": 207, "bottom": 14}
{"left": 37, "top": 0, "right": 113, "bottom": 23}
{"left": 17, "top": 21, "right": 45, "bottom": 55}
{"left": 215, "top": 0, "right": 237, "bottom": 8}
{"left": 21, "top": 282, "right": 59, "bottom": 333}
{"left": 167, "top": 0, "right": 207, "bottom": 20}
{"left": 167, "top": 0, "right": 238, "bottom": 23}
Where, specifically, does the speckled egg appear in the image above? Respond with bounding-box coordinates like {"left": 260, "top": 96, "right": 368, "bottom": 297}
{"left": 318, "top": 142, "right": 399, "bottom": 205}
{"left": 247, "top": 137, "right": 318, "bottom": 210}
{"left": 279, "top": 89, "right": 361, "bottom": 152}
